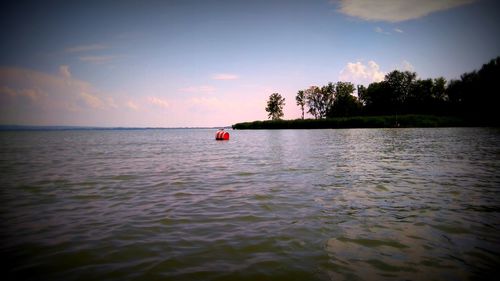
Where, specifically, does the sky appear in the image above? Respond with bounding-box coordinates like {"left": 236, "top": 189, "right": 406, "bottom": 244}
{"left": 1, "top": 0, "right": 499, "bottom": 127}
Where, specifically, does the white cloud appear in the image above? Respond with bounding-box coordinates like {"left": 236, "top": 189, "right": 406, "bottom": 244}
{"left": 394, "top": 28, "right": 404, "bottom": 33}
{"left": 179, "top": 85, "right": 216, "bottom": 94}
{"left": 336, "top": 0, "right": 475, "bottom": 22}
{"left": 65, "top": 44, "right": 108, "bottom": 53}
{"left": 212, "top": 73, "right": 239, "bottom": 80}
{"left": 147, "top": 96, "right": 170, "bottom": 108}
{"left": 79, "top": 55, "right": 117, "bottom": 64}
{"left": 339, "top": 60, "right": 385, "bottom": 85}
{"left": 59, "top": 65, "right": 71, "bottom": 78}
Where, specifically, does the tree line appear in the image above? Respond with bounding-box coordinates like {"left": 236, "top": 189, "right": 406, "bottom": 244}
{"left": 266, "top": 57, "right": 500, "bottom": 123}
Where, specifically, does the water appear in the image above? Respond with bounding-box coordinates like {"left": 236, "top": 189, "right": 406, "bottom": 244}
{"left": 1, "top": 128, "right": 499, "bottom": 281}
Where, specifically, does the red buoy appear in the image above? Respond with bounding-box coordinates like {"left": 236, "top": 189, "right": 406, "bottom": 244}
{"left": 215, "top": 130, "right": 230, "bottom": 140}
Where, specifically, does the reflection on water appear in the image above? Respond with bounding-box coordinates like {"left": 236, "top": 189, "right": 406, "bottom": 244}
{"left": 0, "top": 128, "right": 499, "bottom": 280}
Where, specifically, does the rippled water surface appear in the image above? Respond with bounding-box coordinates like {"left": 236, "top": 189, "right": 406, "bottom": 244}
{"left": 1, "top": 128, "right": 500, "bottom": 280}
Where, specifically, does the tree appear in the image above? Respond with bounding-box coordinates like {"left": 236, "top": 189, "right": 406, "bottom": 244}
{"left": 335, "top": 81, "right": 356, "bottom": 98}
{"left": 446, "top": 79, "right": 463, "bottom": 113}
{"left": 362, "top": 81, "right": 392, "bottom": 115}
{"left": 357, "top": 85, "right": 368, "bottom": 106}
{"left": 432, "top": 77, "right": 447, "bottom": 101}
{"left": 304, "top": 86, "right": 321, "bottom": 119}
{"left": 360, "top": 70, "right": 417, "bottom": 115}
{"left": 305, "top": 83, "right": 334, "bottom": 119}
{"left": 384, "top": 70, "right": 417, "bottom": 111}
{"left": 295, "top": 90, "right": 306, "bottom": 119}
{"left": 445, "top": 57, "right": 500, "bottom": 120}
{"left": 328, "top": 81, "right": 361, "bottom": 117}
{"left": 265, "top": 93, "right": 285, "bottom": 120}
{"left": 407, "top": 78, "right": 433, "bottom": 113}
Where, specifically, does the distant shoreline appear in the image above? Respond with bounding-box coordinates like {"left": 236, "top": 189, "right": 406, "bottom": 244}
{"left": 232, "top": 115, "right": 496, "bottom": 130}
{"left": 0, "top": 125, "right": 228, "bottom": 131}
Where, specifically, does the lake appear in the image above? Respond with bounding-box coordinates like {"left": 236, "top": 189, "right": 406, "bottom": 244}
{"left": 1, "top": 128, "right": 499, "bottom": 280}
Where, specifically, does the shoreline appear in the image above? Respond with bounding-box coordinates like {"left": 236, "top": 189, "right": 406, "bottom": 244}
{"left": 232, "top": 115, "right": 495, "bottom": 130}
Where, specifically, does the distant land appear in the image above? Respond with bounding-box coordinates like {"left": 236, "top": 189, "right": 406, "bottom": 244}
{"left": 231, "top": 115, "right": 485, "bottom": 130}
{"left": 0, "top": 125, "right": 230, "bottom": 131}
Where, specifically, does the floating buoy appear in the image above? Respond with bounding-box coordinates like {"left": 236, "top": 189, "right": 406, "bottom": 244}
{"left": 215, "top": 130, "right": 230, "bottom": 140}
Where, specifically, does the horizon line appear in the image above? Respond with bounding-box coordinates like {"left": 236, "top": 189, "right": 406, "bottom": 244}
{"left": 0, "top": 124, "right": 233, "bottom": 131}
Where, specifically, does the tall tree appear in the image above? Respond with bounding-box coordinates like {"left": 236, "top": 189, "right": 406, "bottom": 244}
{"left": 361, "top": 70, "right": 417, "bottom": 115}
{"left": 362, "top": 81, "right": 392, "bottom": 114}
{"left": 445, "top": 57, "right": 500, "bottom": 120}
{"left": 328, "top": 81, "right": 361, "bottom": 117}
{"left": 385, "top": 70, "right": 417, "bottom": 110}
{"left": 295, "top": 90, "right": 306, "bottom": 119}
{"left": 305, "top": 84, "right": 334, "bottom": 119}
{"left": 432, "top": 77, "right": 447, "bottom": 101}
{"left": 304, "top": 86, "right": 321, "bottom": 119}
{"left": 265, "top": 93, "right": 286, "bottom": 120}
{"left": 335, "top": 81, "right": 356, "bottom": 98}
{"left": 407, "top": 78, "right": 433, "bottom": 113}
{"left": 357, "top": 85, "right": 368, "bottom": 106}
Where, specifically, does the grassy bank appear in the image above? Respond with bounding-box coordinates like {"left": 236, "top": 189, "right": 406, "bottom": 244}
{"left": 232, "top": 115, "right": 476, "bottom": 129}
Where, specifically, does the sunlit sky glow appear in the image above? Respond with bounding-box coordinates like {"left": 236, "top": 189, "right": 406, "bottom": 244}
{"left": 1, "top": 0, "right": 499, "bottom": 127}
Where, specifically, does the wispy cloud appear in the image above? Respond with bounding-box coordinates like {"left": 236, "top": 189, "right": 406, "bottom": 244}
{"left": 59, "top": 65, "right": 71, "bottom": 78}
{"left": 400, "top": 60, "right": 415, "bottom": 71}
{"left": 80, "top": 92, "right": 104, "bottom": 108}
{"left": 65, "top": 44, "right": 108, "bottom": 53}
{"left": 374, "top": 26, "right": 404, "bottom": 35}
{"left": 179, "top": 85, "right": 216, "bottom": 94}
{"left": 339, "top": 60, "right": 385, "bottom": 85}
{"left": 189, "top": 96, "right": 224, "bottom": 108}
{"left": 106, "top": 97, "right": 118, "bottom": 109}
{"left": 126, "top": 101, "right": 139, "bottom": 111}
{"left": 212, "top": 73, "right": 239, "bottom": 80}
{"left": 0, "top": 86, "right": 42, "bottom": 102}
{"left": 336, "top": 0, "right": 475, "bottom": 22}
{"left": 374, "top": 26, "right": 391, "bottom": 35}
{"left": 79, "top": 55, "right": 117, "bottom": 64}
{"left": 0, "top": 66, "right": 116, "bottom": 124}
{"left": 147, "top": 96, "right": 170, "bottom": 108}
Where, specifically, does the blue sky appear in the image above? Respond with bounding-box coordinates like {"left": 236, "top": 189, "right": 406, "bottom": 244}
{"left": 1, "top": 0, "right": 499, "bottom": 127}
